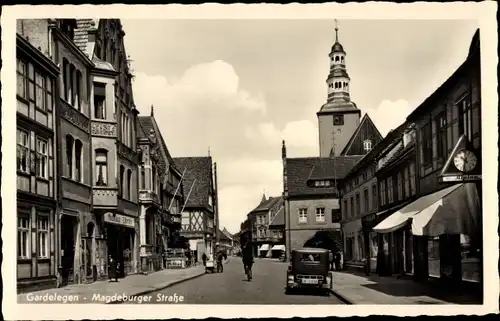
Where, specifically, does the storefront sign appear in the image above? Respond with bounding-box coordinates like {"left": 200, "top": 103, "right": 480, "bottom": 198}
{"left": 439, "top": 174, "right": 481, "bottom": 183}
{"left": 103, "top": 212, "right": 135, "bottom": 228}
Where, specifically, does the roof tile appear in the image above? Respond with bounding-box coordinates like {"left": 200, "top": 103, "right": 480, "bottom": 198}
{"left": 173, "top": 157, "right": 213, "bottom": 209}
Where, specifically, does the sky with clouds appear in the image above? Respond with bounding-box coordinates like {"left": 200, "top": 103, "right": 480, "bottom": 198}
{"left": 120, "top": 19, "right": 478, "bottom": 234}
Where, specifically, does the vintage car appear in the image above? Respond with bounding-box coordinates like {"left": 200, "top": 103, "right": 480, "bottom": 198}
{"left": 285, "top": 247, "right": 333, "bottom": 295}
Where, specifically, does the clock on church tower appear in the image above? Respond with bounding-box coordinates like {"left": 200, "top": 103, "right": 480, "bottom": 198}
{"left": 333, "top": 115, "right": 344, "bottom": 126}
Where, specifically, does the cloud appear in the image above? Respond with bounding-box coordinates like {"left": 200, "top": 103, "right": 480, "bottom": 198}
{"left": 363, "top": 100, "right": 413, "bottom": 137}
{"left": 245, "top": 120, "right": 318, "bottom": 156}
{"left": 132, "top": 60, "right": 266, "bottom": 114}
{"left": 217, "top": 159, "right": 284, "bottom": 234}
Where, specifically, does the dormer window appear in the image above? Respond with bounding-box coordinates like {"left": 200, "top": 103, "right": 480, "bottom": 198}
{"left": 363, "top": 139, "right": 372, "bottom": 152}
{"left": 313, "top": 180, "right": 331, "bottom": 187}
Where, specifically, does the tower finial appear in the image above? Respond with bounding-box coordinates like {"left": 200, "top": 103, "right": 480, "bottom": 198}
{"left": 334, "top": 19, "right": 339, "bottom": 42}
{"left": 208, "top": 146, "right": 211, "bottom": 156}
{"left": 151, "top": 104, "right": 154, "bottom": 116}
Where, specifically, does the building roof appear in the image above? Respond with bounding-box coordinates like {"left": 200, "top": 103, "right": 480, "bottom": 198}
{"left": 286, "top": 156, "right": 362, "bottom": 197}
{"left": 269, "top": 206, "right": 284, "bottom": 227}
{"left": 219, "top": 227, "right": 233, "bottom": 241}
{"left": 136, "top": 115, "right": 180, "bottom": 177}
{"left": 251, "top": 196, "right": 281, "bottom": 213}
{"left": 173, "top": 157, "right": 213, "bottom": 209}
{"left": 74, "top": 19, "right": 96, "bottom": 56}
{"left": 341, "top": 113, "right": 383, "bottom": 155}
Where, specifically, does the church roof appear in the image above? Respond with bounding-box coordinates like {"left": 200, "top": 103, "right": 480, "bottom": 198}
{"left": 331, "top": 41, "right": 345, "bottom": 53}
{"left": 285, "top": 156, "right": 362, "bottom": 197}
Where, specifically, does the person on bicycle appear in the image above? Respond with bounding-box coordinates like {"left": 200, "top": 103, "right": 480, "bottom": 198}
{"left": 242, "top": 242, "right": 254, "bottom": 278}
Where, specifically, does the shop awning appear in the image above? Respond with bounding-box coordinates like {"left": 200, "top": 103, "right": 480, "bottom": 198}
{"left": 411, "top": 183, "right": 480, "bottom": 237}
{"left": 373, "top": 184, "right": 463, "bottom": 234}
{"left": 272, "top": 245, "right": 286, "bottom": 251}
{"left": 259, "top": 244, "right": 270, "bottom": 252}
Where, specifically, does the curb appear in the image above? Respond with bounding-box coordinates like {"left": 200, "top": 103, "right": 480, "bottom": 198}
{"left": 107, "top": 271, "right": 206, "bottom": 304}
{"left": 329, "top": 289, "right": 354, "bottom": 304}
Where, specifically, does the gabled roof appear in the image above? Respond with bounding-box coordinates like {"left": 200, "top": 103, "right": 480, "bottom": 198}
{"left": 219, "top": 228, "right": 233, "bottom": 241}
{"left": 173, "top": 157, "right": 213, "bottom": 209}
{"left": 251, "top": 196, "right": 281, "bottom": 213}
{"left": 286, "top": 156, "right": 362, "bottom": 197}
{"left": 341, "top": 113, "right": 383, "bottom": 155}
{"left": 269, "top": 206, "right": 284, "bottom": 227}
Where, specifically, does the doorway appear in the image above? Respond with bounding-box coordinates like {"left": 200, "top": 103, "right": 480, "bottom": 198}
{"left": 61, "top": 215, "right": 77, "bottom": 285}
{"left": 106, "top": 224, "right": 124, "bottom": 278}
{"left": 82, "top": 222, "right": 95, "bottom": 281}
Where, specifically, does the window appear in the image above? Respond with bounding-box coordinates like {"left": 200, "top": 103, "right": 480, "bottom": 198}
{"left": 75, "top": 70, "right": 82, "bottom": 110}
{"left": 364, "top": 189, "right": 369, "bottom": 213}
{"left": 18, "top": 216, "right": 30, "bottom": 259}
{"left": 69, "top": 64, "right": 75, "bottom": 106}
{"left": 75, "top": 140, "right": 82, "bottom": 182}
{"left": 140, "top": 166, "right": 146, "bottom": 190}
{"left": 94, "top": 83, "right": 106, "bottom": 119}
{"left": 435, "top": 111, "right": 447, "bottom": 159}
{"left": 17, "top": 59, "right": 28, "bottom": 98}
{"left": 152, "top": 166, "right": 156, "bottom": 193}
{"left": 355, "top": 193, "right": 360, "bottom": 215}
{"left": 62, "top": 58, "right": 69, "bottom": 101}
{"left": 300, "top": 253, "right": 321, "bottom": 262}
{"left": 343, "top": 199, "right": 348, "bottom": 220}
{"left": 457, "top": 94, "right": 472, "bottom": 141}
{"left": 333, "top": 115, "right": 344, "bottom": 126}
{"left": 37, "top": 216, "right": 49, "bottom": 259}
{"left": 66, "top": 135, "right": 74, "bottom": 178}
{"left": 350, "top": 197, "right": 354, "bottom": 218}
{"left": 387, "top": 177, "right": 394, "bottom": 204}
{"left": 120, "top": 165, "right": 125, "bottom": 196}
{"left": 127, "top": 169, "right": 132, "bottom": 200}
{"left": 371, "top": 184, "right": 377, "bottom": 209}
{"left": 363, "top": 139, "right": 372, "bottom": 152}
{"left": 36, "top": 138, "right": 48, "bottom": 179}
{"left": 35, "top": 71, "right": 46, "bottom": 111}
{"left": 422, "top": 122, "right": 432, "bottom": 166}
{"left": 17, "top": 129, "right": 29, "bottom": 173}
{"left": 298, "top": 208, "right": 308, "bottom": 223}
{"left": 380, "top": 180, "right": 386, "bottom": 206}
{"left": 403, "top": 166, "right": 410, "bottom": 198}
{"left": 316, "top": 207, "right": 325, "bottom": 222}
{"left": 397, "top": 172, "right": 403, "bottom": 201}
{"left": 95, "top": 149, "right": 108, "bottom": 186}
{"left": 409, "top": 162, "right": 416, "bottom": 196}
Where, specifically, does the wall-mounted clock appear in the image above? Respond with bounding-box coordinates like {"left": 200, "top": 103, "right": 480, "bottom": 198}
{"left": 453, "top": 149, "right": 478, "bottom": 173}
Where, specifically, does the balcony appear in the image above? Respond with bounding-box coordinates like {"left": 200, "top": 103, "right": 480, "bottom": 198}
{"left": 118, "top": 142, "right": 139, "bottom": 164}
{"left": 93, "top": 187, "right": 118, "bottom": 208}
{"left": 139, "top": 190, "right": 160, "bottom": 206}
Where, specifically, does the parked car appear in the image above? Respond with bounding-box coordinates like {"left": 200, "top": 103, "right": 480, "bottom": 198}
{"left": 285, "top": 247, "right": 333, "bottom": 295}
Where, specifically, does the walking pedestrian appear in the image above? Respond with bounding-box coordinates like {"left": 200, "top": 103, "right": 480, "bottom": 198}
{"left": 334, "top": 251, "right": 342, "bottom": 271}
{"left": 202, "top": 252, "right": 207, "bottom": 267}
{"left": 328, "top": 250, "right": 334, "bottom": 271}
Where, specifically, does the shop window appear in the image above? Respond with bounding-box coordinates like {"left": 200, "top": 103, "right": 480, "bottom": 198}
{"left": 18, "top": 216, "right": 30, "bottom": 259}
{"left": 17, "top": 129, "right": 29, "bottom": 173}
{"left": 298, "top": 208, "right": 308, "bottom": 223}
{"left": 428, "top": 236, "right": 440, "bottom": 278}
{"left": 36, "top": 137, "right": 48, "bottom": 179}
{"left": 17, "top": 59, "right": 28, "bottom": 98}
{"left": 460, "top": 234, "right": 481, "bottom": 282}
{"left": 37, "top": 215, "right": 49, "bottom": 259}
{"left": 315, "top": 207, "right": 325, "bottom": 222}
{"left": 95, "top": 149, "right": 108, "bottom": 186}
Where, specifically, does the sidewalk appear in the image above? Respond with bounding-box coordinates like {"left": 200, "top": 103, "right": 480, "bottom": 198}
{"left": 331, "top": 271, "right": 482, "bottom": 305}
{"left": 17, "top": 264, "right": 205, "bottom": 304}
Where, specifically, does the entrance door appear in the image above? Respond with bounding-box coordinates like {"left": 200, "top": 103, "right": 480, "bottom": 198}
{"left": 106, "top": 224, "right": 125, "bottom": 278}
{"left": 61, "top": 215, "right": 76, "bottom": 284}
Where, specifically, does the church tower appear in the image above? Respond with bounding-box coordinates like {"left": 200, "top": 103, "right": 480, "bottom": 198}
{"left": 318, "top": 20, "right": 361, "bottom": 157}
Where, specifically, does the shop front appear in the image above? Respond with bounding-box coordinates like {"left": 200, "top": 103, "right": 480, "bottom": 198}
{"left": 103, "top": 212, "right": 138, "bottom": 278}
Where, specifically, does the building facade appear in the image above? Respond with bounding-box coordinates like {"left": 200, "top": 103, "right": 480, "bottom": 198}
{"left": 174, "top": 157, "right": 218, "bottom": 261}
{"left": 247, "top": 195, "right": 282, "bottom": 257}
{"left": 268, "top": 205, "right": 286, "bottom": 258}
{"left": 373, "top": 29, "right": 482, "bottom": 287}
{"left": 16, "top": 32, "right": 60, "bottom": 292}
